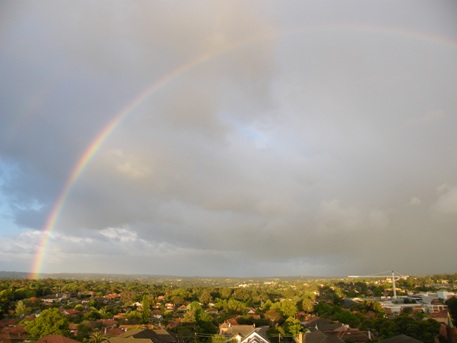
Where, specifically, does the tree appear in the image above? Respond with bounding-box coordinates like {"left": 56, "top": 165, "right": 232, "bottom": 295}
{"left": 219, "top": 288, "right": 232, "bottom": 300}
{"left": 272, "top": 299, "right": 297, "bottom": 317}
{"left": 141, "top": 295, "right": 151, "bottom": 324}
{"left": 199, "top": 289, "right": 213, "bottom": 305}
{"left": 76, "top": 323, "right": 92, "bottom": 342}
{"left": 265, "top": 309, "right": 281, "bottom": 323}
{"left": 361, "top": 300, "right": 383, "bottom": 314}
{"left": 301, "top": 297, "right": 314, "bottom": 313}
{"left": 225, "top": 299, "right": 246, "bottom": 314}
{"left": 211, "top": 334, "right": 226, "bottom": 343}
{"left": 284, "top": 316, "right": 303, "bottom": 336}
{"left": 262, "top": 299, "right": 273, "bottom": 311}
{"left": 87, "top": 332, "right": 110, "bottom": 343}
{"left": 83, "top": 310, "right": 102, "bottom": 321}
{"left": 25, "top": 308, "right": 69, "bottom": 339}
{"left": 125, "top": 310, "right": 142, "bottom": 324}
{"left": 15, "top": 300, "right": 32, "bottom": 317}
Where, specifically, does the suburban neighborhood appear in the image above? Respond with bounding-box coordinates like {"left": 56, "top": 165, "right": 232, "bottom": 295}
{"left": 0, "top": 273, "right": 456, "bottom": 343}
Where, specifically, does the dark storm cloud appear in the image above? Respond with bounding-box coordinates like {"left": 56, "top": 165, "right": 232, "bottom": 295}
{"left": 1, "top": 0, "right": 456, "bottom": 277}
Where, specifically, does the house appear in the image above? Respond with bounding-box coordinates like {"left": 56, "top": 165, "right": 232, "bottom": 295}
{"left": 41, "top": 293, "right": 65, "bottom": 304}
{"left": 233, "top": 330, "right": 270, "bottom": 343}
{"left": 152, "top": 309, "right": 163, "bottom": 319}
{"left": 0, "top": 325, "right": 28, "bottom": 343}
{"left": 377, "top": 334, "right": 423, "bottom": 343}
{"left": 177, "top": 305, "right": 187, "bottom": 312}
{"left": 304, "top": 318, "right": 344, "bottom": 332}
{"left": 114, "top": 313, "right": 126, "bottom": 321}
{"left": 428, "top": 310, "right": 451, "bottom": 324}
{"left": 297, "top": 330, "right": 344, "bottom": 343}
{"left": 62, "top": 309, "right": 81, "bottom": 317}
{"left": 165, "top": 319, "right": 181, "bottom": 331}
{"left": 108, "top": 328, "right": 177, "bottom": 343}
{"left": 104, "top": 293, "right": 121, "bottom": 301}
{"left": 105, "top": 327, "right": 125, "bottom": 336}
{"left": 35, "top": 335, "right": 81, "bottom": 343}
{"left": 219, "top": 323, "right": 270, "bottom": 343}
{"left": 69, "top": 323, "right": 79, "bottom": 336}
{"left": 205, "top": 307, "right": 218, "bottom": 315}
{"left": 326, "top": 328, "right": 374, "bottom": 343}
{"left": 247, "top": 308, "right": 257, "bottom": 315}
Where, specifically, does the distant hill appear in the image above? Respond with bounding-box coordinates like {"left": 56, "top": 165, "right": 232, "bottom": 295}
{"left": 0, "top": 271, "right": 336, "bottom": 285}
{"left": 0, "top": 271, "right": 31, "bottom": 279}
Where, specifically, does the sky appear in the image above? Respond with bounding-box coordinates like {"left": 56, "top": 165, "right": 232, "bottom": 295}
{"left": 1, "top": 1, "right": 457, "bottom": 278}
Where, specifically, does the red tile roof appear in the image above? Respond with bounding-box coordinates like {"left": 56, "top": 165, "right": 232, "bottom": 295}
{"left": 35, "top": 335, "right": 81, "bottom": 343}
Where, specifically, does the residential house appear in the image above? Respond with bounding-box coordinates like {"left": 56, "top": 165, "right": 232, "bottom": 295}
{"left": 177, "top": 305, "right": 187, "bottom": 312}
{"left": 232, "top": 330, "right": 270, "bottom": 343}
{"left": 104, "top": 293, "right": 121, "bottom": 302}
{"left": 108, "top": 328, "right": 177, "bottom": 343}
{"left": 105, "top": 327, "right": 125, "bottom": 336}
{"left": 41, "top": 294, "right": 65, "bottom": 304}
{"left": 428, "top": 310, "right": 451, "bottom": 324}
{"left": 205, "top": 307, "right": 218, "bottom": 315}
{"left": 377, "top": 334, "right": 423, "bottom": 343}
{"left": 304, "top": 318, "right": 344, "bottom": 332}
{"left": 62, "top": 309, "right": 81, "bottom": 317}
{"left": 69, "top": 323, "right": 79, "bottom": 337}
{"left": 297, "top": 330, "right": 344, "bottom": 343}
{"left": 0, "top": 324, "right": 27, "bottom": 343}
{"left": 325, "top": 328, "right": 374, "bottom": 343}
{"left": 35, "top": 335, "right": 81, "bottom": 343}
{"left": 219, "top": 323, "right": 270, "bottom": 343}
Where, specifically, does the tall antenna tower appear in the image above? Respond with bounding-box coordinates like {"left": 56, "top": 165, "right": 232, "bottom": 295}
{"left": 348, "top": 270, "right": 406, "bottom": 299}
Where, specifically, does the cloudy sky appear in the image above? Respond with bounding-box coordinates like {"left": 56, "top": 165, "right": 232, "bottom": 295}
{"left": 1, "top": 1, "right": 457, "bottom": 278}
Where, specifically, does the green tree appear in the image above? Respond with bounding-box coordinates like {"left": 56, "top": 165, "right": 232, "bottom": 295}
{"left": 301, "top": 297, "right": 314, "bottom": 313}
{"left": 199, "top": 289, "right": 213, "bottom": 305}
{"left": 219, "top": 288, "right": 232, "bottom": 300}
{"left": 25, "top": 308, "right": 69, "bottom": 339}
{"left": 284, "top": 316, "right": 303, "bottom": 336}
{"left": 83, "top": 310, "right": 102, "bottom": 321}
{"left": 125, "top": 310, "right": 142, "bottom": 324}
{"left": 76, "top": 323, "right": 92, "bottom": 342}
{"left": 262, "top": 299, "right": 273, "bottom": 311}
{"left": 141, "top": 295, "right": 151, "bottom": 324}
{"left": 265, "top": 309, "right": 281, "bottom": 323}
{"left": 226, "top": 299, "right": 246, "bottom": 314}
{"left": 211, "top": 334, "right": 226, "bottom": 343}
{"left": 273, "top": 299, "right": 297, "bottom": 318}
{"left": 87, "top": 332, "right": 110, "bottom": 343}
{"left": 15, "top": 300, "right": 32, "bottom": 317}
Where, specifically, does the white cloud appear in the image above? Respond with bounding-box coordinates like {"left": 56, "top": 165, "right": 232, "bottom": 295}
{"left": 408, "top": 197, "right": 422, "bottom": 206}
{"left": 434, "top": 186, "right": 457, "bottom": 214}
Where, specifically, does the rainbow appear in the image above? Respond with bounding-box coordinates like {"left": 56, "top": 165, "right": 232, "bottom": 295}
{"left": 29, "top": 24, "right": 457, "bottom": 279}
{"left": 29, "top": 33, "right": 276, "bottom": 278}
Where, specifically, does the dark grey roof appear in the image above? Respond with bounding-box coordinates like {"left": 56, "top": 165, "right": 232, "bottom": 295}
{"left": 304, "top": 330, "right": 344, "bottom": 343}
{"left": 378, "top": 334, "right": 423, "bottom": 343}
{"left": 305, "top": 318, "right": 344, "bottom": 331}
{"left": 111, "top": 329, "right": 177, "bottom": 343}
